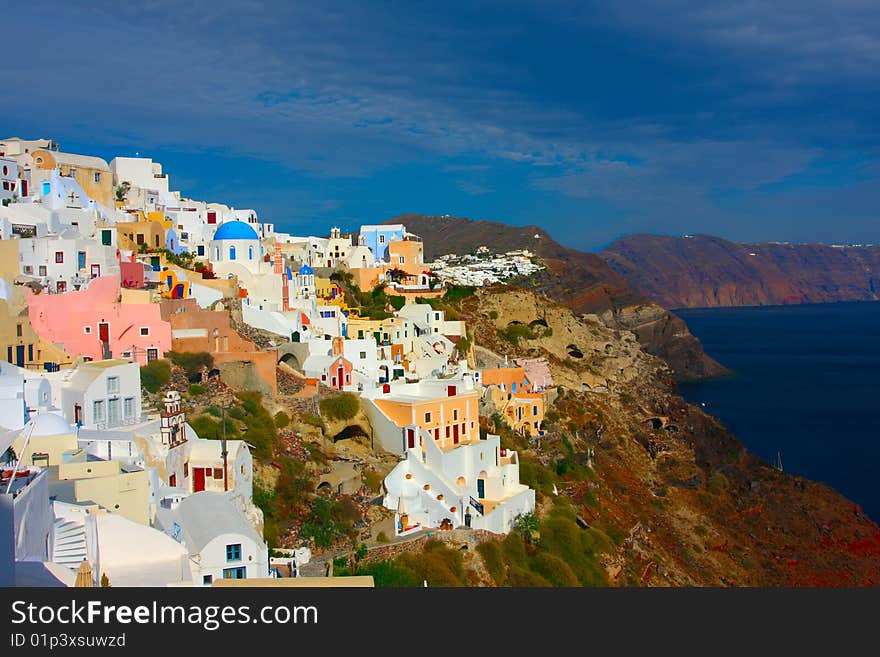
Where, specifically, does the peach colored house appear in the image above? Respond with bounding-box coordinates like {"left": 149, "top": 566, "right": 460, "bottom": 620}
{"left": 159, "top": 298, "right": 277, "bottom": 396}
{"left": 363, "top": 379, "right": 480, "bottom": 455}
{"left": 27, "top": 276, "right": 171, "bottom": 365}
{"left": 479, "top": 366, "right": 530, "bottom": 393}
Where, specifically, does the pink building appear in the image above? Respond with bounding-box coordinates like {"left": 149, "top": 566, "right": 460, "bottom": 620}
{"left": 27, "top": 276, "right": 171, "bottom": 365}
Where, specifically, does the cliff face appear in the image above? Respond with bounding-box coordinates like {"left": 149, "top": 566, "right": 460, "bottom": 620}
{"left": 390, "top": 214, "right": 727, "bottom": 380}
{"left": 601, "top": 234, "right": 880, "bottom": 309}
{"left": 456, "top": 287, "right": 880, "bottom": 586}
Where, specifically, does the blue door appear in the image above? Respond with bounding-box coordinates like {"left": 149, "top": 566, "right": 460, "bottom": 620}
{"left": 78, "top": 251, "right": 86, "bottom": 270}
{"left": 15, "top": 345, "right": 25, "bottom": 367}
{"left": 477, "top": 479, "right": 485, "bottom": 499}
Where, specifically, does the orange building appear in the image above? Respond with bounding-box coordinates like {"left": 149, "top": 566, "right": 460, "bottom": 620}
{"left": 159, "top": 298, "right": 276, "bottom": 396}
{"left": 365, "top": 380, "right": 480, "bottom": 453}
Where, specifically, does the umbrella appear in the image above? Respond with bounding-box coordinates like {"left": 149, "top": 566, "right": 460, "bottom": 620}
{"left": 74, "top": 559, "right": 93, "bottom": 588}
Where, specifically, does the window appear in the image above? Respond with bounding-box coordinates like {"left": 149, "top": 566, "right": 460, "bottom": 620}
{"left": 101, "top": 230, "right": 112, "bottom": 246}
{"left": 23, "top": 265, "right": 32, "bottom": 274}
{"left": 38, "top": 265, "right": 47, "bottom": 277}
{"left": 136, "top": 233, "right": 145, "bottom": 245}
{"left": 93, "top": 172, "right": 101, "bottom": 183}
{"left": 226, "top": 544, "right": 242, "bottom": 562}
{"left": 399, "top": 256, "right": 405, "bottom": 265}
{"left": 223, "top": 567, "right": 246, "bottom": 579}
{"left": 16, "top": 324, "right": 22, "bottom": 337}
{"left": 453, "top": 409, "right": 459, "bottom": 421}
{"left": 55, "top": 251, "right": 63, "bottom": 263}
{"left": 93, "top": 400, "right": 105, "bottom": 423}
{"left": 248, "top": 246, "right": 253, "bottom": 260}
{"left": 123, "top": 397, "right": 134, "bottom": 419}
{"left": 197, "top": 245, "right": 205, "bottom": 256}
{"left": 533, "top": 405, "right": 538, "bottom": 416}
{"left": 379, "top": 235, "right": 385, "bottom": 244}
{"left": 107, "top": 376, "right": 120, "bottom": 394}
{"left": 424, "top": 412, "right": 432, "bottom": 423}
{"left": 359, "top": 351, "right": 366, "bottom": 359}
{"left": 214, "top": 467, "right": 223, "bottom": 479}
{"left": 147, "top": 348, "right": 158, "bottom": 363}
{"left": 121, "top": 351, "right": 131, "bottom": 359}
{"left": 203, "top": 575, "right": 213, "bottom": 586}
{"left": 229, "top": 246, "right": 236, "bottom": 260}
{"left": 140, "top": 327, "right": 150, "bottom": 336}
{"left": 184, "top": 462, "right": 188, "bottom": 477}
{"left": 83, "top": 326, "right": 91, "bottom": 335}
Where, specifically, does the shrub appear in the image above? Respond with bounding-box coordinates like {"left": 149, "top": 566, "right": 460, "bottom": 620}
{"left": 300, "top": 495, "right": 359, "bottom": 549}
{"left": 166, "top": 351, "right": 214, "bottom": 382}
{"left": 364, "top": 470, "right": 384, "bottom": 494}
{"left": 476, "top": 540, "right": 507, "bottom": 585}
{"left": 188, "top": 383, "right": 206, "bottom": 396}
{"left": 300, "top": 413, "right": 326, "bottom": 431}
{"left": 205, "top": 406, "right": 222, "bottom": 417}
{"left": 319, "top": 393, "right": 360, "bottom": 421}
{"left": 443, "top": 285, "right": 476, "bottom": 304}
{"left": 376, "top": 531, "right": 390, "bottom": 544}
{"left": 140, "top": 360, "right": 171, "bottom": 393}
{"left": 274, "top": 411, "right": 290, "bottom": 429}
{"left": 496, "top": 323, "right": 536, "bottom": 345}
{"left": 488, "top": 310, "right": 499, "bottom": 320}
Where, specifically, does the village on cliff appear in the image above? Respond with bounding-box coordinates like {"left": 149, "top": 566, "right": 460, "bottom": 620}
{"left": 0, "top": 137, "right": 554, "bottom": 586}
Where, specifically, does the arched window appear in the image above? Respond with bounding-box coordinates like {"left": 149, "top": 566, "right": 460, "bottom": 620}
{"left": 229, "top": 246, "right": 236, "bottom": 260}
{"left": 214, "top": 247, "right": 219, "bottom": 260}
{"left": 248, "top": 246, "right": 253, "bottom": 260}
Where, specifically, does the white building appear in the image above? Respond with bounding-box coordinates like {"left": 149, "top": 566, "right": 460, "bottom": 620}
{"left": 157, "top": 492, "right": 269, "bottom": 585}
{"left": 24, "top": 360, "right": 143, "bottom": 430}
{"left": 383, "top": 427, "right": 534, "bottom": 535}
{"left": 52, "top": 502, "right": 191, "bottom": 586}
{"left": 17, "top": 231, "right": 120, "bottom": 292}
{"left": 396, "top": 302, "right": 466, "bottom": 338}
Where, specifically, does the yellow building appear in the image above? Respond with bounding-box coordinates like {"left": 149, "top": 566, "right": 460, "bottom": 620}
{"left": 11, "top": 414, "right": 79, "bottom": 467}
{"left": 371, "top": 381, "right": 480, "bottom": 450}
{"left": 505, "top": 392, "right": 545, "bottom": 436}
{"left": 116, "top": 219, "right": 166, "bottom": 252}
{"left": 57, "top": 455, "right": 153, "bottom": 526}
{"left": 0, "top": 248, "right": 74, "bottom": 370}
{"left": 30, "top": 150, "right": 113, "bottom": 206}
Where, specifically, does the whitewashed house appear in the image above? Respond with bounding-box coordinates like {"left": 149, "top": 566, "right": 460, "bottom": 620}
{"left": 24, "top": 360, "right": 142, "bottom": 429}
{"left": 157, "top": 492, "right": 269, "bottom": 585}
{"left": 383, "top": 427, "right": 534, "bottom": 536}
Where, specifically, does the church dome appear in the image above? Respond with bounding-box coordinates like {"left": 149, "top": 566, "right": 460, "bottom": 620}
{"left": 212, "top": 221, "right": 259, "bottom": 241}
{"left": 298, "top": 264, "right": 314, "bottom": 276}
{"left": 30, "top": 412, "right": 74, "bottom": 436}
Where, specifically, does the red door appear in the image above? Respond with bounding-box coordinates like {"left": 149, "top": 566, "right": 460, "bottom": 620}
{"left": 193, "top": 467, "right": 206, "bottom": 492}
{"left": 447, "top": 385, "right": 457, "bottom": 396}
{"left": 407, "top": 429, "right": 415, "bottom": 449}
{"left": 337, "top": 367, "right": 344, "bottom": 390}
{"left": 21, "top": 180, "right": 27, "bottom": 197}
{"left": 98, "top": 323, "right": 109, "bottom": 343}
{"left": 453, "top": 424, "right": 459, "bottom": 444}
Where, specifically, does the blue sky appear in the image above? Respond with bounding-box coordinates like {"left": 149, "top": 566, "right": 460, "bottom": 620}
{"left": 3, "top": 1, "right": 879, "bottom": 250}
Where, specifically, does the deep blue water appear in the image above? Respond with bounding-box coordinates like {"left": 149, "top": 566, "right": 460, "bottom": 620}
{"left": 677, "top": 302, "right": 880, "bottom": 522}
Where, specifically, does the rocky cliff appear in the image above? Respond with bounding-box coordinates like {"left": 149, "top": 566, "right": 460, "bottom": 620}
{"left": 454, "top": 287, "right": 880, "bottom": 586}
{"left": 389, "top": 214, "right": 727, "bottom": 380}
{"left": 601, "top": 234, "right": 880, "bottom": 308}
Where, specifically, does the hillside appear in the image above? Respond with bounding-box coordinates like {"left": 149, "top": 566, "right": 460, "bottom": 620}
{"left": 352, "top": 286, "right": 880, "bottom": 586}
{"left": 600, "top": 234, "right": 880, "bottom": 308}
{"left": 389, "top": 214, "right": 728, "bottom": 380}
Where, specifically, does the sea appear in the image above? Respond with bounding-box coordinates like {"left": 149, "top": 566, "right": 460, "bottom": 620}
{"left": 676, "top": 301, "right": 880, "bottom": 522}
